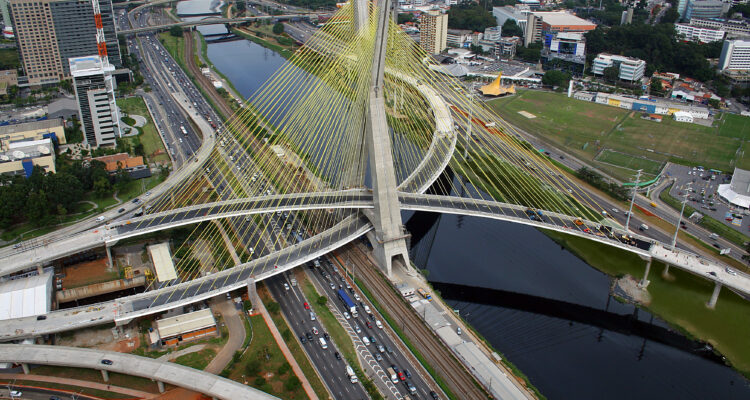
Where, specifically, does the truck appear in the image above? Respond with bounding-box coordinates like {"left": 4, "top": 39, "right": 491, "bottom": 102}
{"left": 346, "top": 365, "right": 358, "bottom": 384}
{"left": 386, "top": 367, "right": 398, "bottom": 384}
{"left": 417, "top": 288, "right": 432, "bottom": 301}
{"left": 337, "top": 289, "right": 357, "bottom": 316}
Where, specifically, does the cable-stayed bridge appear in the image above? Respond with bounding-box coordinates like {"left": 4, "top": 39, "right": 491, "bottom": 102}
{"left": 1, "top": 0, "right": 748, "bottom": 341}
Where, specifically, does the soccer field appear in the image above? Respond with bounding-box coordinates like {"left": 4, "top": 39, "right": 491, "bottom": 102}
{"left": 489, "top": 90, "right": 750, "bottom": 181}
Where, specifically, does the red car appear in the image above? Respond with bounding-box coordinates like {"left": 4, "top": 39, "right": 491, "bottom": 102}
{"left": 398, "top": 372, "right": 405, "bottom": 381}
{"left": 366, "top": 321, "right": 373, "bottom": 329}
{"left": 303, "top": 302, "right": 310, "bottom": 310}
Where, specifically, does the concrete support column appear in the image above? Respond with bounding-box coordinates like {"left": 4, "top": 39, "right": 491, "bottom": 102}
{"left": 36, "top": 264, "right": 44, "bottom": 275}
{"left": 101, "top": 369, "right": 109, "bottom": 382}
{"left": 246, "top": 278, "right": 257, "bottom": 306}
{"left": 21, "top": 363, "right": 30, "bottom": 375}
{"left": 707, "top": 282, "right": 722, "bottom": 309}
{"left": 105, "top": 245, "right": 114, "bottom": 270}
{"left": 157, "top": 381, "right": 165, "bottom": 393}
{"left": 662, "top": 264, "right": 671, "bottom": 277}
{"left": 639, "top": 259, "right": 652, "bottom": 288}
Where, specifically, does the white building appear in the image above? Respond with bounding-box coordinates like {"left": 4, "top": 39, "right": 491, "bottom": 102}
{"left": 492, "top": 5, "right": 530, "bottom": 34}
{"left": 0, "top": 271, "right": 53, "bottom": 321}
{"left": 69, "top": 55, "right": 121, "bottom": 148}
{"left": 690, "top": 18, "right": 750, "bottom": 38}
{"left": 718, "top": 168, "right": 750, "bottom": 209}
{"left": 484, "top": 26, "right": 502, "bottom": 42}
{"left": 673, "top": 111, "right": 694, "bottom": 123}
{"left": 675, "top": 23, "right": 726, "bottom": 43}
{"left": 591, "top": 53, "right": 646, "bottom": 82}
{"left": 719, "top": 39, "right": 750, "bottom": 71}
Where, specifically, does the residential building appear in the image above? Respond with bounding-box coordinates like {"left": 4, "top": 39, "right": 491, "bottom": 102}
{"left": 677, "top": 0, "right": 689, "bottom": 19}
{"left": 675, "top": 23, "right": 726, "bottom": 42}
{"left": 9, "top": 0, "right": 121, "bottom": 85}
{"left": 492, "top": 5, "right": 530, "bottom": 34}
{"left": 70, "top": 55, "right": 120, "bottom": 148}
{"left": 446, "top": 29, "right": 472, "bottom": 48}
{"left": 719, "top": 39, "right": 750, "bottom": 70}
{"left": 541, "top": 32, "right": 586, "bottom": 76}
{"left": 419, "top": 10, "right": 448, "bottom": 55}
{"left": 620, "top": 7, "right": 633, "bottom": 25}
{"left": 684, "top": 0, "right": 729, "bottom": 21}
{"left": 0, "top": 0, "right": 12, "bottom": 38}
{"left": 524, "top": 11, "right": 596, "bottom": 47}
{"left": 591, "top": 53, "right": 646, "bottom": 82}
{"left": 0, "top": 118, "right": 66, "bottom": 151}
{"left": 496, "top": 36, "right": 521, "bottom": 58}
{"left": 484, "top": 26, "right": 502, "bottom": 42}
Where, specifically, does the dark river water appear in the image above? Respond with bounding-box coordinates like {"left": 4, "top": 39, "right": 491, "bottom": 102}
{"left": 201, "top": 29, "right": 750, "bottom": 400}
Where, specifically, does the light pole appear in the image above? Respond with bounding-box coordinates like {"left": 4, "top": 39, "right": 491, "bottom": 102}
{"left": 672, "top": 183, "right": 691, "bottom": 250}
{"left": 625, "top": 169, "right": 643, "bottom": 232}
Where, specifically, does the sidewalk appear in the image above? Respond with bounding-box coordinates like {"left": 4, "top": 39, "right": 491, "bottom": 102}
{"left": 0, "top": 373, "right": 158, "bottom": 398}
{"left": 254, "top": 289, "right": 319, "bottom": 400}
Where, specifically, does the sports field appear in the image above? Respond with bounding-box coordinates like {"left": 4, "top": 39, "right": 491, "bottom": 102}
{"left": 489, "top": 90, "right": 750, "bottom": 181}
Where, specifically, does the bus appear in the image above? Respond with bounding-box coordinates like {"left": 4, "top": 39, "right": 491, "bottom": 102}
{"left": 417, "top": 288, "right": 432, "bottom": 301}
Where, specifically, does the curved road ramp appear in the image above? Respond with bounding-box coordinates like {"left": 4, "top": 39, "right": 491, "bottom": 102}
{"left": 0, "top": 344, "right": 279, "bottom": 400}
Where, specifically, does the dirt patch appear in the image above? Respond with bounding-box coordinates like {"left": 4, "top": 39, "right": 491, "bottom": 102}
{"left": 518, "top": 110, "right": 536, "bottom": 119}
{"left": 613, "top": 274, "right": 652, "bottom": 306}
{"left": 62, "top": 258, "right": 118, "bottom": 289}
{"left": 57, "top": 324, "right": 140, "bottom": 351}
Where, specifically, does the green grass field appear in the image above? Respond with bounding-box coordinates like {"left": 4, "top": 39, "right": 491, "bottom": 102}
{"left": 0, "top": 48, "right": 19, "bottom": 70}
{"left": 116, "top": 97, "right": 170, "bottom": 165}
{"left": 489, "top": 91, "right": 750, "bottom": 181}
{"left": 596, "top": 149, "right": 664, "bottom": 175}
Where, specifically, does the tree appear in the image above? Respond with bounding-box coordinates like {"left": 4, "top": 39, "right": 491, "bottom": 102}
{"left": 94, "top": 177, "right": 112, "bottom": 198}
{"left": 266, "top": 301, "right": 280, "bottom": 313}
{"left": 650, "top": 78, "right": 663, "bottom": 94}
{"left": 317, "top": 295, "right": 327, "bottom": 306}
{"left": 169, "top": 25, "right": 183, "bottom": 37}
{"left": 603, "top": 66, "right": 619, "bottom": 83}
{"left": 284, "top": 376, "right": 301, "bottom": 391}
{"left": 235, "top": 0, "right": 246, "bottom": 13}
{"left": 542, "top": 70, "right": 571, "bottom": 87}
{"left": 447, "top": 2, "right": 496, "bottom": 32}
{"left": 246, "top": 359, "right": 261, "bottom": 375}
{"left": 501, "top": 19, "right": 523, "bottom": 38}
{"left": 272, "top": 23, "right": 284, "bottom": 35}
{"left": 516, "top": 43, "right": 541, "bottom": 63}
{"left": 708, "top": 98, "right": 721, "bottom": 109}
{"left": 397, "top": 13, "right": 416, "bottom": 25}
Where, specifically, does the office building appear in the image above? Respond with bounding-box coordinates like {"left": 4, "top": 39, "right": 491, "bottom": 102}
{"left": 419, "top": 10, "right": 448, "bottom": 55}
{"left": 684, "top": 0, "right": 729, "bottom": 20}
{"left": 9, "top": 0, "right": 121, "bottom": 85}
{"left": 0, "top": 0, "right": 12, "bottom": 38}
{"left": 690, "top": 17, "right": 750, "bottom": 38}
{"left": 524, "top": 11, "right": 596, "bottom": 47}
{"left": 541, "top": 32, "right": 586, "bottom": 76}
{"left": 496, "top": 36, "right": 521, "bottom": 58}
{"left": 70, "top": 55, "right": 120, "bottom": 148}
{"left": 492, "top": 5, "right": 530, "bottom": 35}
{"left": 446, "top": 29, "right": 472, "bottom": 48}
{"left": 0, "top": 118, "right": 66, "bottom": 150}
{"left": 484, "top": 26, "right": 501, "bottom": 42}
{"left": 677, "top": 0, "right": 689, "bottom": 19}
{"left": 0, "top": 119, "right": 64, "bottom": 176}
{"left": 592, "top": 53, "right": 646, "bottom": 82}
{"left": 675, "top": 23, "right": 726, "bottom": 42}
{"left": 719, "top": 39, "right": 750, "bottom": 70}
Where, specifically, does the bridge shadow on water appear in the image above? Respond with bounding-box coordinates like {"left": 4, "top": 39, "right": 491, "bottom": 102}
{"left": 430, "top": 281, "right": 725, "bottom": 364}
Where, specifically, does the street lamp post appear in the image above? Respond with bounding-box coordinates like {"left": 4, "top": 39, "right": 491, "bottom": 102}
{"left": 672, "top": 183, "right": 691, "bottom": 250}
{"left": 625, "top": 169, "right": 643, "bottom": 232}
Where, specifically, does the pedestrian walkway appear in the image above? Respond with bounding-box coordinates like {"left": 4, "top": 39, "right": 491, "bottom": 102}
{"left": 255, "top": 289, "right": 319, "bottom": 400}
{"left": 156, "top": 344, "right": 206, "bottom": 361}
{"left": 0, "top": 373, "right": 158, "bottom": 398}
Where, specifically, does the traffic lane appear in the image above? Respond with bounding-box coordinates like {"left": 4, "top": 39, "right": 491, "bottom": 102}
{"left": 0, "top": 386, "right": 99, "bottom": 400}
{"left": 311, "top": 260, "right": 431, "bottom": 397}
{"left": 267, "top": 274, "right": 367, "bottom": 399}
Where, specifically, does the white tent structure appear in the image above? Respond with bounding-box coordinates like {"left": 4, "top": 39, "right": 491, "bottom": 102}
{"left": 718, "top": 168, "right": 750, "bottom": 209}
{"left": 0, "top": 271, "right": 53, "bottom": 321}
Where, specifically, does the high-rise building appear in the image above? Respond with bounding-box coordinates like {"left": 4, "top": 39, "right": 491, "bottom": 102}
{"left": 592, "top": 53, "right": 646, "bottom": 82}
{"left": 69, "top": 55, "right": 120, "bottom": 148}
{"left": 719, "top": 39, "right": 750, "bottom": 71}
{"left": 419, "top": 10, "right": 448, "bottom": 55}
{"left": 541, "top": 32, "right": 586, "bottom": 76}
{"left": 9, "top": 0, "right": 120, "bottom": 85}
{"left": 685, "top": 0, "right": 729, "bottom": 20}
{"left": 524, "top": 11, "right": 596, "bottom": 47}
{"left": 0, "top": 0, "right": 13, "bottom": 38}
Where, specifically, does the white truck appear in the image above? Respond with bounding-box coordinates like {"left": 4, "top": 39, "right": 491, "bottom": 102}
{"left": 346, "top": 365, "right": 358, "bottom": 383}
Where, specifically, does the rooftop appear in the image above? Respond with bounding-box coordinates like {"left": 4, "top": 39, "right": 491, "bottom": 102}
{"left": 156, "top": 309, "right": 216, "bottom": 339}
{"left": 69, "top": 55, "right": 114, "bottom": 77}
{"left": 0, "top": 118, "right": 64, "bottom": 137}
{"left": 533, "top": 11, "right": 596, "bottom": 27}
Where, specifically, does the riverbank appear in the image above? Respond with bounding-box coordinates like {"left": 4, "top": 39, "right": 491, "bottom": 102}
{"left": 544, "top": 229, "right": 750, "bottom": 379}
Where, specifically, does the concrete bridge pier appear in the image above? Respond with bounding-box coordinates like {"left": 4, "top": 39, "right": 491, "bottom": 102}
{"left": 157, "top": 380, "right": 165, "bottom": 393}
{"left": 105, "top": 245, "right": 114, "bottom": 271}
{"left": 246, "top": 278, "right": 257, "bottom": 306}
{"left": 662, "top": 264, "right": 671, "bottom": 278}
{"left": 101, "top": 369, "right": 109, "bottom": 382}
{"left": 639, "top": 258, "right": 652, "bottom": 288}
{"left": 21, "top": 363, "right": 29, "bottom": 374}
{"left": 707, "top": 282, "right": 722, "bottom": 309}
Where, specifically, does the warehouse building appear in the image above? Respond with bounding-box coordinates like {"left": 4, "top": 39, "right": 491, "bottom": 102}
{"left": 153, "top": 309, "right": 218, "bottom": 347}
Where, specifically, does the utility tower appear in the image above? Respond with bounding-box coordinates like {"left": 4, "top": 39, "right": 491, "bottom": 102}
{"left": 362, "top": 0, "right": 411, "bottom": 277}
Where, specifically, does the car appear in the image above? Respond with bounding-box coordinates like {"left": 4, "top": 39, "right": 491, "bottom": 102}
{"left": 376, "top": 320, "right": 383, "bottom": 329}
{"left": 713, "top": 243, "right": 721, "bottom": 249}
{"left": 343, "top": 311, "right": 350, "bottom": 319}
{"left": 9, "top": 391, "right": 21, "bottom": 398}
{"left": 391, "top": 364, "right": 400, "bottom": 373}
{"left": 457, "top": 327, "right": 462, "bottom": 335}
{"left": 101, "top": 359, "right": 113, "bottom": 365}
{"left": 145, "top": 191, "right": 152, "bottom": 196}
{"left": 708, "top": 271, "right": 718, "bottom": 277}
{"left": 303, "top": 302, "right": 310, "bottom": 310}
{"left": 96, "top": 215, "right": 106, "bottom": 222}
{"left": 354, "top": 324, "right": 361, "bottom": 334}
{"left": 299, "top": 335, "right": 307, "bottom": 344}
{"left": 323, "top": 332, "right": 329, "bottom": 340}
{"left": 50, "top": 396, "right": 62, "bottom": 400}
{"left": 398, "top": 371, "right": 406, "bottom": 381}
{"left": 132, "top": 198, "right": 140, "bottom": 204}
{"left": 118, "top": 208, "right": 125, "bottom": 213}
{"left": 36, "top": 315, "right": 46, "bottom": 320}
{"left": 312, "top": 326, "right": 319, "bottom": 335}
{"left": 334, "top": 351, "right": 341, "bottom": 360}
{"left": 404, "top": 368, "right": 411, "bottom": 378}
{"left": 726, "top": 267, "right": 738, "bottom": 276}
{"left": 367, "top": 321, "right": 373, "bottom": 329}
{"left": 13, "top": 243, "right": 21, "bottom": 249}
{"left": 375, "top": 353, "right": 383, "bottom": 362}
{"left": 378, "top": 345, "right": 385, "bottom": 353}
{"left": 353, "top": 293, "right": 361, "bottom": 301}
{"left": 430, "top": 390, "right": 439, "bottom": 399}
{"left": 369, "top": 336, "right": 376, "bottom": 344}
{"left": 306, "top": 332, "right": 313, "bottom": 340}
{"left": 283, "top": 283, "right": 290, "bottom": 291}
{"left": 330, "top": 282, "right": 336, "bottom": 290}
{"left": 406, "top": 381, "right": 417, "bottom": 393}
{"left": 362, "top": 336, "right": 370, "bottom": 346}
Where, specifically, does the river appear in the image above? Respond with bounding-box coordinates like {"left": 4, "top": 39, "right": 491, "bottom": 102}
{"left": 192, "top": 11, "right": 750, "bottom": 399}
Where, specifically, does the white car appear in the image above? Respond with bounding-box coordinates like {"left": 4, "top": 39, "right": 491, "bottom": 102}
{"left": 283, "top": 283, "right": 290, "bottom": 290}
{"left": 376, "top": 320, "right": 383, "bottom": 329}
{"left": 726, "top": 267, "right": 738, "bottom": 276}
{"left": 96, "top": 216, "right": 106, "bottom": 222}
{"left": 343, "top": 311, "right": 350, "bottom": 320}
